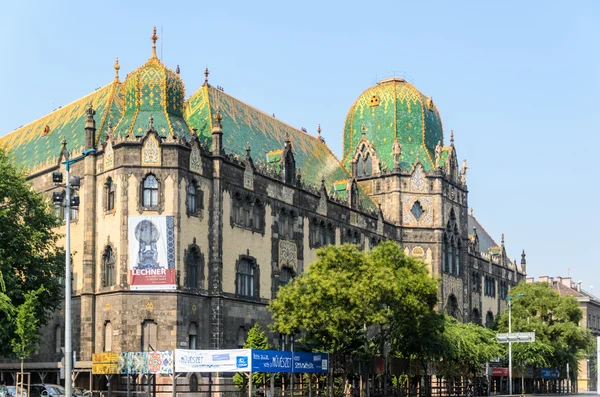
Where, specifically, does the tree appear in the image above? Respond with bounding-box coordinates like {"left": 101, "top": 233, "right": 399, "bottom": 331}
{"left": 437, "top": 315, "right": 503, "bottom": 377}
{"left": 0, "top": 148, "right": 65, "bottom": 357}
{"left": 234, "top": 324, "right": 273, "bottom": 389}
{"left": 495, "top": 282, "right": 593, "bottom": 376}
{"left": 11, "top": 286, "right": 44, "bottom": 389}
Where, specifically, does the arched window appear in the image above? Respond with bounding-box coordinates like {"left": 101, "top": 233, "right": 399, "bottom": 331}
{"left": 187, "top": 181, "right": 197, "bottom": 214}
{"left": 105, "top": 177, "right": 115, "bottom": 211}
{"left": 102, "top": 246, "right": 115, "bottom": 287}
{"left": 188, "top": 323, "right": 197, "bottom": 350}
{"left": 446, "top": 295, "right": 459, "bottom": 319}
{"left": 189, "top": 374, "right": 198, "bottom": 392}
{"left": 104, "top": 321, "right": 113, "bottom": 352}
{"left": 142, "top": 174, "right": 159, "bottom": 208}
{"left": 236, "top": 258, "right": 255, "bottom": 297}
{"left": 357, "top": 156, "right": 364, "bottom": 177}
{"left": 279, "top": 267, "right": 295, "bottom": 289}
{"left": 142, "top": 320, "right": 158, "bottom": 352}
{"left": 443, "top": 235, "right": 448, "bottom": 272}
{"left": 455, "top": 239, "right": 461, "bottom": 275}
{"left": 448, "top": 237, "right": 454, "bottom": 274}
{"left": 55, "top": 325, "right": 62, "bottom": 353}
{"left": 485, "top": 311, "right": 494, "bottom": 328}
{"left": 365, "top": 154, "right": 372, "bottom": 176}
{"left": 472, "top": 308, "right": 481, "bottom": 325}
{"left": 185, "top": 246, "right": 203, "bottom": 289}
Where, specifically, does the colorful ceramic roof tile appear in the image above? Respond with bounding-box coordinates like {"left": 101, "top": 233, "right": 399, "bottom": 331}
{"left": 343, "top": 78, "right": 444, "bottom": 172}
{"left": 184, "top": 85, "right": 376, "bottom": 210}
{"left": 0, "top": 81, "right": 123, "bottom": 172}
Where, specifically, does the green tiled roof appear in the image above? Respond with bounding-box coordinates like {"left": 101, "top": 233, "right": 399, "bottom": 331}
{"left": 184, "top": 85, "right": 376, "bottom": 210}
{"left": 342, "top": 78, "right": 444, "bottom": 172}
{"left": 0, "top": 81, "right": 122, "bottom": 172}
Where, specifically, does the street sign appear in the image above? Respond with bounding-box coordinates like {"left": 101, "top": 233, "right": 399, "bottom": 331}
{"left": 497, "top": 332, "right": 535, "bottom": 343}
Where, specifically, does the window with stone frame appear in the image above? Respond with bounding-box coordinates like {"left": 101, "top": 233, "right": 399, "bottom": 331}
{"left": 446, "top": 295, "right": 459, "bottom": 319}
{"left": 104, "top": 321, "right": 113, "bottom": 352}
{"left": 186, "top": 179, "right": 204, "bottom": 216}
{"left": 342, "top": 228, "right": 361, "bottom": 246}
{"left": 142, "top": 320, "right": 158, "bottom": 352}
{"left": 102, "top": 245, "right": 116, "bottom": 287}
{"left": 105, "top": 177, "right": 115, "bottom": 212}
{"left": 189, "top": 374, "right": 198, "bottom": 392}
{"left": 485, "top": 311, "right": 494, "bottom": 328}
{"left": 279, "top": 208, "right": 296, "bottom": 240}
{"left": 278, "top": 266, "right": 295, "bottom": 289}
{"left": 236, "top": 257, "right": 258, "bottom": 298}
{"left": 185, "top": 245, "right": 204, "bottom": 289}
{"left": 231, "top": 192, "right": 264, "bottom": 233}
{"left": 309, "top": 218, "right": 334, "bottom": 248}
{"left": 141, "top": 174, "right": 159, "bottom": 208}
{"left": 188, "top": 323, "right": 198, "bottom": 350}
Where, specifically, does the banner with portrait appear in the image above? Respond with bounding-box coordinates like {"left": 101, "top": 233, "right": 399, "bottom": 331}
{"left": 128, "top": 216, "right": 176, "bottom": 290}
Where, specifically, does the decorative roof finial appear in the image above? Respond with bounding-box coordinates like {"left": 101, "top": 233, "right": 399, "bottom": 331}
{"left": 148, "top": 114, "right": 154, "bottom": 130}
{"left": 245, "top": 142, "right": 251, "bottom": 155}
{"left": 392, "top": 137, "right": 402, "bottom": 169}
{"left": 176, "top": 65, "right": 180, "bottom": 75}
{"left": 501, "top": 233, "right": 505, "bottom": 246}
{"left": 114, "top": 57, "right": 120, "bottom": 80}
{"left": 317, "top": 124, "right": 321, "bottom": 137}
{"left": 450, "top": 130, "right": 454, "bottom": 146}
{"left": 151, "top": 26, "right": 159, "bottom": 59}
{"left": 361, "top": 123, "right": 367, "bottom": 137}
{"left": 86, "top": 103, "right": 96, "bottom": 120}
{"left": 61, "top": 137, "right": 67, "bottom": 149}
{"left": 204, "top": 68, "right": 210, "bottom": 85}
{"left": 213, "top": 109, "right": 223, "bottom": 129}
{"left": 521, "top": 249, "right": 526, "bottom": 264}
{"left": 470, "top": 207, "right": 474, "bottom": 216}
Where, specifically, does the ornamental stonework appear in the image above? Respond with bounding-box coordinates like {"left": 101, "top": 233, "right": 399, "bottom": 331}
{"left": 410, "top": 165, "right": 426, "bottom": 192}
{"left": 279, "top": 240, "right": 297, "bottom": 271}
{"left": 189, "top": 142, "right": 202, "bottom": 174}
{"left": 243, "top": 166, "right": 254, "bottom": 191}
{"left": 142, "top": 134, "right": 161, "bottom": 166}
{"left": 317, "top": 195, "right": 327, "bottom": 216}
{"left": 402, "top": 195, "right": 433, "bottom": 226}
{"left": 282, "top": 186, "right": 294, "bottom": 204}
{"left": 104, "top": 141, "right": 114, "bottom": 171}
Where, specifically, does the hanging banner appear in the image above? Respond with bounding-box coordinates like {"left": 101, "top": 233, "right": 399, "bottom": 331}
{"left": 292, "top": 352, "right": 329, "bottom": 373}
{"left": 92, "top": 352, "right": 120, "bottom": 375}
{"left": 119, "top": 351, "right": 173, "bottom": 374}
{"left": 251, "top": 350, "right": 293, "bottom": 373}
{"left": 128, "top": 216, "right": 176, "bottom": 290}
{"left": 175, "top": 349, "right": 251, "bottom": 373}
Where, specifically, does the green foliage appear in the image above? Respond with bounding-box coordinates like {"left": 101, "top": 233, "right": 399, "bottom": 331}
{"left": 0, "top": 148, "right": 65, "bottom": 357}
{"left": 0, "top": 270, "right": 14, "bottom": 317}
{"left": 437, "top": 315, "right": 503, "bottom": 377}
{"left": 269, "top": 241, "right": 440, "bottom": 374}
{"left": 495, "top": 282, "right": 593, "bottom": 372}
{"left": 234, "top": 324, "right": 273, "bottom": 389}
{"left": 11, "top": 286, "right": 45, "bottom": 360}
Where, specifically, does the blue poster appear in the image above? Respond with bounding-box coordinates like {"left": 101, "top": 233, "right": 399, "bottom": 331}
{"left": 251, "top": 350, "right": 293, "bottom": 373}
{"left": 541, "top": 368, "right": 560, "bottom": 379}
{"left": 293, "top": 352, "right": 329, "bottom": 373}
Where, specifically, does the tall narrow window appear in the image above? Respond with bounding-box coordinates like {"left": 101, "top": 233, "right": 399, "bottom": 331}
{"left": 142, "top": 175, "right": 159, "bottom": 208}
{"left": 185, "top": 247, "right": 202, "bottom": 289}
{"left": 236, "top": 259, "right": 255, "bottom": 297}
{"left": 443, "top": 235, "right": 448, "bottom": 272}
{"left": 189, "top": 374, "right": 198, "bottom": 392}
{"left": 106, "top": 177, "right": 115, "bottom": 211}
{"left": 357, "top": 156, "right": 364, "bottom": 177}
{"left": 104, "top": 321, "right": 113, "bottom": 352}
{"left": 279, "top": 267, "right": 295, "bottom": 289}
{"left": 142, "top": 320, "right": 158, "bottom": 352}
{"left": 102, "top": 246, "right": 115, "bottom": 287}
{"left": 455, "top": 240, "right": 461, "bottom": 275}
{"left": 187, "top": 181, "right": 197, "bottom": 214}
{"left": 365, "top": 154, "right": 372, "bottom": 176}
{"left": 448, "top": 238, "right": 454, "bottom": 274}
{"left": 188, "top": 323, "right": 197, "bottom": 350}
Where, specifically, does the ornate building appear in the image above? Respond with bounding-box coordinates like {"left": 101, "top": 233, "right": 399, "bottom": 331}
{"left": 0, "top": 30, "right": 525, "bottom": 385}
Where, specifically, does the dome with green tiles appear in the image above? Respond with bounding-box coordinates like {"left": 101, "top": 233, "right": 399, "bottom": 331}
{"left": 113, "top": 30, "right": 190, "bottom": 140}
{"left": 342, "top": 77, "right": 444, "bottom": 172}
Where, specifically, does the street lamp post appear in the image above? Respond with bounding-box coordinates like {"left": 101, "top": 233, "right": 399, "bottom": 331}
{"left": 507, "top": 293, "right": 525, "bottom": 395}
{"left": 53, "top": 144, "right": 96, "bottom": 397}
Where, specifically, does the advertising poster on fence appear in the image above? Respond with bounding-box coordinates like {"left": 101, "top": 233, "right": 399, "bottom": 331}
{"left": 251, "top": 350, "right": 293, "bottom": 373}
{"left": 175, "top": 349, "right": 251, "bottom": 373}
{"left": 292, "top": 352, "right": 328, "bottom": 373}
{"left": 128, "top": 216, "right": 176, "bottom": 290}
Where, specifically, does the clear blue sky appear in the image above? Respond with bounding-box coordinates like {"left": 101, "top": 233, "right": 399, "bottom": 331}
{"left": 1, "top": 1, "right": 598, "bottom": 292}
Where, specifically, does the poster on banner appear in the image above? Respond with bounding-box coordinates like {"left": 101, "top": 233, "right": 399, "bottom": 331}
{"left": 251, "top": 350, "right": 293, "bottom": 373}
{"left": 175, "top": 349, "right": 251, "bottom": 373}
{"left": 128, "top": 216, "right": 176, "bottom": 290}
{"left": 119, "top": 351, "right": 174, "bottom": 374}
{"left": 292, "top": 352, "right": 329, "bottom": 373}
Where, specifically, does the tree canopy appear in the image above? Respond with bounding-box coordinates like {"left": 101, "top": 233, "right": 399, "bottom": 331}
{"left": 495, "top": 282, "right": 593, "bottom": 372}
{"left": 0, "top": 148, "right": 65, "bottom": 357}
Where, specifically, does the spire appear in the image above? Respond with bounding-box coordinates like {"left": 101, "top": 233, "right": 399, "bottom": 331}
{"left": 114, "top": 57, "right": 120, "bottom": 80}
{"left": 521, "top": 250, "right": 527, "bottom": 273}
{"left": 450, "top": 130, "right": 455, "bottom": 146}
{"left": 212, "top": 109, "right": 223, "bottom": 156}
{"left": 501, "top": 233, "right": 505, "bottom": 247}
{"left": 245, "top": 142, "right": 251, "bottom": 156}
{"left": 317, "top": 124, "right": 321, "bottom": 138}
{"left": 285, "top": 130, "right": 291, "bottom": 146}
{"left": 148, "top": 114, "right": 155, "bottom": 131}
{"left": 361, "top": 123, "right": 367, "bottom": 137}
{"left": 204, "top": 68, "right": 210, "bottom": 85}
{"left": 213, "top": 109, "right": 222, "bottom": 130}
{"left": 470, "top": 207, "right": 474, "bottom": 217}
{"left": 151, "top": 26, "right": 158, "bottom": 59}
{"left": 176, "top": 65, "right": 180, "bottom": 75}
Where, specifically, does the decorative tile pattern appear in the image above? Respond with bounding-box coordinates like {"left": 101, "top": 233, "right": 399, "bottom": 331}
{"left": 279, "top": 240, "right": 297, "bottom": 271}
{"left": 166, "top": 216, "right": 175, "bottom": 270}
{"left": 403, "top": 195, "right": 433, "bottom": 226}
{"left": 410, "top": 165, "right": 426, "bottom": 192}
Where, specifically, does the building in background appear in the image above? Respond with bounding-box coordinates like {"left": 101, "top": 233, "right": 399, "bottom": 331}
{"left": 0, "top": 29, "right": 526, "bottom": 387}
{"left": 527, "top": 276, "right": 600, "bottom": 391}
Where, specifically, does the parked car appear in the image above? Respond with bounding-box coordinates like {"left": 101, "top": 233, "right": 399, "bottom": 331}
{"left": 29, "top": 385, "right": 66, "bottom": 397}
{"left": 6, "top": 386, "right": 28, "bottom": 397}
{"left": 72, "top": 388, "right": 91, "bottom": 397}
